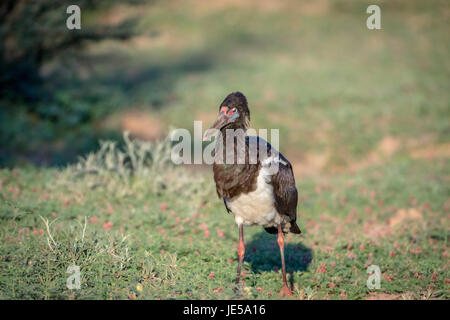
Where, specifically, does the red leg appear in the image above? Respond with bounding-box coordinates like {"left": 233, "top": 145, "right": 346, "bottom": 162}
{"left": 277, "top": 224, "right": 292, "bottom": 296}
{"left": 235, "top": 224, "right": 245, "bottom": 287}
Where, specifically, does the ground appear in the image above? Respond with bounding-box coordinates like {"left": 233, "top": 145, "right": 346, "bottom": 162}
{"left": 0, "top": 142, "right": 448, "bottom": 299}
{"left": 0, "top": 0, "right": 449, "bottom": 299}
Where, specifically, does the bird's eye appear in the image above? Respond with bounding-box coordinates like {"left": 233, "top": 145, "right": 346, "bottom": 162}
{"left": 232, "top": 108, "right": 237, "bottom": 113}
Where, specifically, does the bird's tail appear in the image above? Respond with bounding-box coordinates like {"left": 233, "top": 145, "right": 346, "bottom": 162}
{"left": 264, "top": 221, "right": 301, "bottom": 234}
{"left": 290, "top": 221, "right": 301, "bottom": 234}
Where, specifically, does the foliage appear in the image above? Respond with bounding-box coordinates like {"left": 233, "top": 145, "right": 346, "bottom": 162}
{"left": 0, "top": 0, "right": 142, "bottom": 102}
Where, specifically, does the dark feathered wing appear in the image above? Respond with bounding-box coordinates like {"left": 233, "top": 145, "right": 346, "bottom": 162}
{"left": 266, "top": 152, "right": 301, "bottom": 234}
{"left": 223, "top": 198, "right": 231, "bottom": 213}
{"left": 215, "top": 135, "right": 300, "bottom": 234}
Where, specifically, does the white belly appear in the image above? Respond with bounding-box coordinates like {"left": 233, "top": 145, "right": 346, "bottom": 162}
{"left": 226, "top": 165, "right": 281, "bottom": 227}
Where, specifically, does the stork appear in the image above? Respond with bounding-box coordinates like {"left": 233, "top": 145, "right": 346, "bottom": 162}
{"left": 203, "top": 92, "right": 301, "bottom": 296}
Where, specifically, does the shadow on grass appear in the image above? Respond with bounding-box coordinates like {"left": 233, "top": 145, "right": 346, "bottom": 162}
{"left": 1, "top": 15, "right": 270, "bottom": 167}
{"left": 245, "top": 231, "right": 312, "bottom": 274}
{"left": 243, "top": 231, "right": 312, "bottom": 289}
{"left": 0, "top": 50, "right": 215, "bottom": 167}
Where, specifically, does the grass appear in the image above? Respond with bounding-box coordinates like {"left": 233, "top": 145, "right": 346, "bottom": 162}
{"left": 0, "top": 136, "right": 448, "bottom": 299}
{"left": 2, "top": 0, "right": 449, "bottom": 167}
{"left": 0, "top": 0, "right": 449, "bottom": 299}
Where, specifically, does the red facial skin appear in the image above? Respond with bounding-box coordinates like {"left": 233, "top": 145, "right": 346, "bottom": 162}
{"left": 203, "top": 106, "right": 237, "bottom": 141}
{"left": 220, "top": 106, "right": 236, "bottom": 116}
{"left": 220, "top": 106, "right": 228, "bottom": 115}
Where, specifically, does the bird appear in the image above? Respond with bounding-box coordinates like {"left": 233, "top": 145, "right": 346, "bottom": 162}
{"left": 202, "top": 92, "right": 301, "bottom": 296}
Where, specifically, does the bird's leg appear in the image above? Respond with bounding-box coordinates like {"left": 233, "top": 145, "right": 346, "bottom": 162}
{"left": 234, "top": 224, "right": 245, "bottom": 289}
{"left": 277, "top": 224, "right": 293, "bottom": 296}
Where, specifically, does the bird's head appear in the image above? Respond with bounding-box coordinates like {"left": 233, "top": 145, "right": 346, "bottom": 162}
{"left": 203, "top": 92, "right": 250, "bottom": 141}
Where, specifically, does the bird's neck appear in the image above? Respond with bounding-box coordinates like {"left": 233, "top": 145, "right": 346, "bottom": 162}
{"left": 215, "top": 125, "right": 247, "bottom": 166}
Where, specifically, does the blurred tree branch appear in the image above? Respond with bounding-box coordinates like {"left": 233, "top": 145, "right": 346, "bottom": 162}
{"left": 0, "top": 0, "right": 145, "bottom": 102}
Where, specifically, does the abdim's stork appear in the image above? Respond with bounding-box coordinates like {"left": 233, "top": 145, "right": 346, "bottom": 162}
{"left": 203, "top": 92, "right": 301, "bottom": 296}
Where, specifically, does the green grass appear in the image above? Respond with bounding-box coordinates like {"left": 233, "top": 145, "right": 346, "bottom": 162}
{"left": 0, "top": 138, "right": 448, "bottom": 299}
{"left": 0, "top": 0, "right": 449, "bottom": 299}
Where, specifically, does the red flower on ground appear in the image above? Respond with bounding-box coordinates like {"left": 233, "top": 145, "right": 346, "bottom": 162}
{"left": 432, "top": 271, "right": 438, "bottom": 282}
{"left": 213, "top": 287, "right": 223, "bottom": 293}
{"left": 217, "top": 229, "right": 225, "bottom": 238}
{"left": 256, "top": 287, "right": 264, "bottom": 292}
{"left": 328, "top": 282, "right": 336, "bottom": 288}
{"left": 18, "top": 228, "right": 29, "bottom": 236}
{"left": 316, "top": 263, "right": 327, "bottom": 274}
{"left": 160, "top": 203, "right": 168, "bottom": 211}
{"left": 208, "top": 272, "right": 215, "bottom": 278}
{"left": 383, "top": 274, "right": 393, "bottom": 281}
{"left": 389, "top": 251, "right": 396, "bottom": 257}
{"left": 102, "top": 221, "right": 113, "bottom": 230}
{"left": 306, "top": 220, "right": 316, "bottom": 228}
{"left": 89, "top": 217, "right": 99, "bottom": 224}
{"left": 331, "top": 261, "right": 336, "bottom": 268}
{"left": 339, "top": 291, "right": 347, "bottom": 299}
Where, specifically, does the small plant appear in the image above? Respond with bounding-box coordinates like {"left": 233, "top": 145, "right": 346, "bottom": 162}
{"left": 72, "top": 131, "right": 172, "bottom": 179}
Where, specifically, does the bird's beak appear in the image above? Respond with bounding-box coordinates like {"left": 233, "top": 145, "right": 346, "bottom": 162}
{"left": 202, "top": 113, "right": 228, "bottom": 141}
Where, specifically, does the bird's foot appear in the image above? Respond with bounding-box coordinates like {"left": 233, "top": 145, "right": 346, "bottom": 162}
{"left": 279, "top": 284, "right": 293, "bottom": 297}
